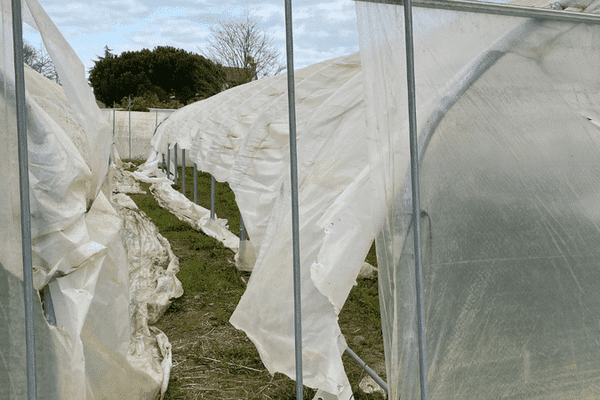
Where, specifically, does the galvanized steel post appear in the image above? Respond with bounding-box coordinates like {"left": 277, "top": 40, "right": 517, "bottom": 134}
{"left": 128, "top": 95, "right": 131, "bottom": 159}
{"left": 174, "top": 143, "right": 178, "bottom": 183}
{"left": 210, "top": 176, "right": 216, "bottom": 219}
{"left": 182, "top": 149, "right": 186, "bottom": 195}
{"left": 283, "top": 0, "right": 303, "bottom": 398}
{"left": 112, "top": 102, "right": 116, "bottom": 142}
{"left": 240, "top": 216, "right": 246, "bottom": 241}
{"left": 167, "top": 144, "right": 171, "bottom": 180}
{"left": 193, "top": 163, "right": 198, "bottom": 204}
{"left": 403, "top": 0, "right": 429, "bottom": 397}
{"left": 11, "top": 0, "right": 37, "bottom": 397}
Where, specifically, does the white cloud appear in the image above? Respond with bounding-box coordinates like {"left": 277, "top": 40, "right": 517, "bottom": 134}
{"left": 30, "top": 0, "right": 359, "bottom": 77}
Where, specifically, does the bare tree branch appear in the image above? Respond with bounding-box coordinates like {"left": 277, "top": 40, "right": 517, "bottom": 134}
{"left": 204, "top": 15, "right": 284, "bottom": 89}
{"left": 23, "top": 41, "right": 60, "bottom": 84}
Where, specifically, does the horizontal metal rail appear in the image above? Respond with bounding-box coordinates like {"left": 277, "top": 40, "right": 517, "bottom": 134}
{"left": 354, "top": 0, "right": 600, "bottom": 24}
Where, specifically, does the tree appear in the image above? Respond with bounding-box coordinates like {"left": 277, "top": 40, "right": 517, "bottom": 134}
{"left": 23, "top": 41, "right": 59, "bottom": 83}
{"left": 205, "top": 15, "right": 284, "bottom": 89}
{"left": 88, "top": 46, "right": 224, "bottom": 109}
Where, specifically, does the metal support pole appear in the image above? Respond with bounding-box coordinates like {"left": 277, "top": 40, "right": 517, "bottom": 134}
{"left": 284, "top": 0, "right": 303, "bottom": 398}
{"left": 240, "top": 216, "right": 246, "bottom": 241}
{"left": 210, "top": 176, "right": 216, "bottom": 219}
{"left": 167, "top": 144, "right": 171, "bottom": 180}
{"left": 112, "top": 102, "right": 116, "bottom": 143}
{"left": 128, "top": 95, "right": 131, "bottom": 160}
{"left": 12, "top": 0, "right": 37, "bottom": 397}
{"left": 193, "top": 163, "right": 198, "bottom": 204}
{"left": 403, "top": 0, "right": 429, "bottom": 397}
{"left": 345, "top": 347, "right": 388, "bottom": 394}
{"left": 182, "top": 149, "right": 186, "bottom": 195}
{"left": 174, "top": 143, "right": 178, "bottom": 184}
{"left": 161, "top": 153, "right": 165, "bottom": 173}
{"left": 354, "top": 0, "right": 600, "bottom": 25}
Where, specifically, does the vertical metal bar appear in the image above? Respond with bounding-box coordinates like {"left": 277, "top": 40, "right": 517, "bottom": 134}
{"left": 240, "top": 216, "right": 246, "bottom": 241}
{"left": 210, "top": 176, "right": 216, "bottom": 219}
{"left": 403, "top": 0, "right": 429, "bottom": 398}
{"left": 182, "top": 149, "right": 186, "bottom": 195}
{"left": 11, "top": 0, "right": 37, "bottom": 398}
{"left": 193, "top": 163, "right": 198, "bottom": 204}
{"left": 167, "top": 144, "right": 171, "bottom": 180}
{"left": 155, "top": 110, "right": 158, "bottom": 128}
{"left": 128, "top": 95, "right": 131, "bottom": 159}
{"left": 345, "top": 347, "right": 388, "bottom": 393}
{"left": 161, "top": 153, "right": 165, "bottom": 173}
{"left": 174, "top": 143, "right": 178, "bottom": 183}
{"left": 283, "top": 0, "right": 303, "bottom": 398}
{"left": 112, "top": 102, "right": 115, "bottom": 144}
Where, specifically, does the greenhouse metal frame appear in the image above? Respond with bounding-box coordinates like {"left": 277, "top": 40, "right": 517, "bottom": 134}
{"left": 9, "top": 0, "right": 600, "bottom": 399}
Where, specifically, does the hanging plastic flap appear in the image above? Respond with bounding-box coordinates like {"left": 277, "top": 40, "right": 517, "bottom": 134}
{"left": 357, "top": 0, "right": 600, "bottom": 398}
{"left": 140, "top": 53, "right": 374, "bottom": 397}
{"left": 2, "top": 0, "right": 179, "bottom": 397}
{"left": 23, "top": 0, "right": 111, "bottom": 200}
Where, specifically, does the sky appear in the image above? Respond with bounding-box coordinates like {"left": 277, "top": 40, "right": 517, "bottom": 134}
{"left": 23, "top": 0, "right": 360, "bottom": 79}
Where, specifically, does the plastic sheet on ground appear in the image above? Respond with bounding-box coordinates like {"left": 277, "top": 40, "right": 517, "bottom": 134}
{"left": 1, "top": 0, "right": 181, "bottom": 398}
{"left": 357, "top": 0, "right": 600, "bottom": 398}
{"left": 150, "top": 181, "right": 241, "bottom": 252}
{"left": 139, "top": 52, "right": 374, "bottom": 398}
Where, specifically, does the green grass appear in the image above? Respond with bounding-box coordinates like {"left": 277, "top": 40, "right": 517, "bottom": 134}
{"left": 123, "top": 160, "right": 384, "bottom": 399}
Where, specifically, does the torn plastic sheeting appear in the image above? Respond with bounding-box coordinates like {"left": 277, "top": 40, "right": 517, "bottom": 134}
{"left": 111, "top": 166, "right": 146, "bottom": 194}
{"left": 141, "top": 52, "right": 373, "bottom": 398}
{"left": 187, "top": 57, "right": 339, "bottom": 183}
{"left": 229, "top": 55, "right": 368, "bottom": 399}
{"left": 131, "top": 155, "right": 256, "bottom": 271}
{"left": 1, "top": 0, "right": 181, "bottom": 397}
{"left": 150, "top": 181, "right": 241, "bottom": 252}
{"left": 23, "top": 0, "right": 111, "bottom": 200}
{"left": 226, "top": 53, "right": 362, "bottom": 258}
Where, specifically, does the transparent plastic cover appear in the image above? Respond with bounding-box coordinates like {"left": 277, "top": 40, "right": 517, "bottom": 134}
{"left": 357, "top": 0, "right": 600, "bottom": 398}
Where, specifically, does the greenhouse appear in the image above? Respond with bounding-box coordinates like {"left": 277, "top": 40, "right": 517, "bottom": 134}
{"left": 3, "top": 0, "right": 600, "bottom": 398}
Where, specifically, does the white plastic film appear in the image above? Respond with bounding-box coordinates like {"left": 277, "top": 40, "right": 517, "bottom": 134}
{"left": 102, "top": 109, "right": 173, "bottom": 160}
{"left": 357, "top": 0, "right": 600, "bottom": 398}
{"left": 142, "top": 53, "right": 374, "bottom": 397}
{"left": 1, "top": 0, "right": 181, "bottom": 398}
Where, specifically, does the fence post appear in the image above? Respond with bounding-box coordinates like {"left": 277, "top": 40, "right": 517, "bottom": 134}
{"left": 174, "top": 143, "right": 178, "bottom": 184}
{"left": 240, "top": 216, "right": 246, "bottom": 241}
{"left": 182, "top": 149, "right": 186, "bottom": 195}
{"left": 210, "top": 176, "right": 216, "bottom": 219}
{"left": 167, "top": 144, "right": 171, "bottom": 180}
{"left": 193, "top": 163, "right": 198, "bottom": 204}
{"left": 112, "top": 102, "right": 116, "bottom": 144}
{"left": 128, "top": 95, "right": 131, "bottom": 159}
